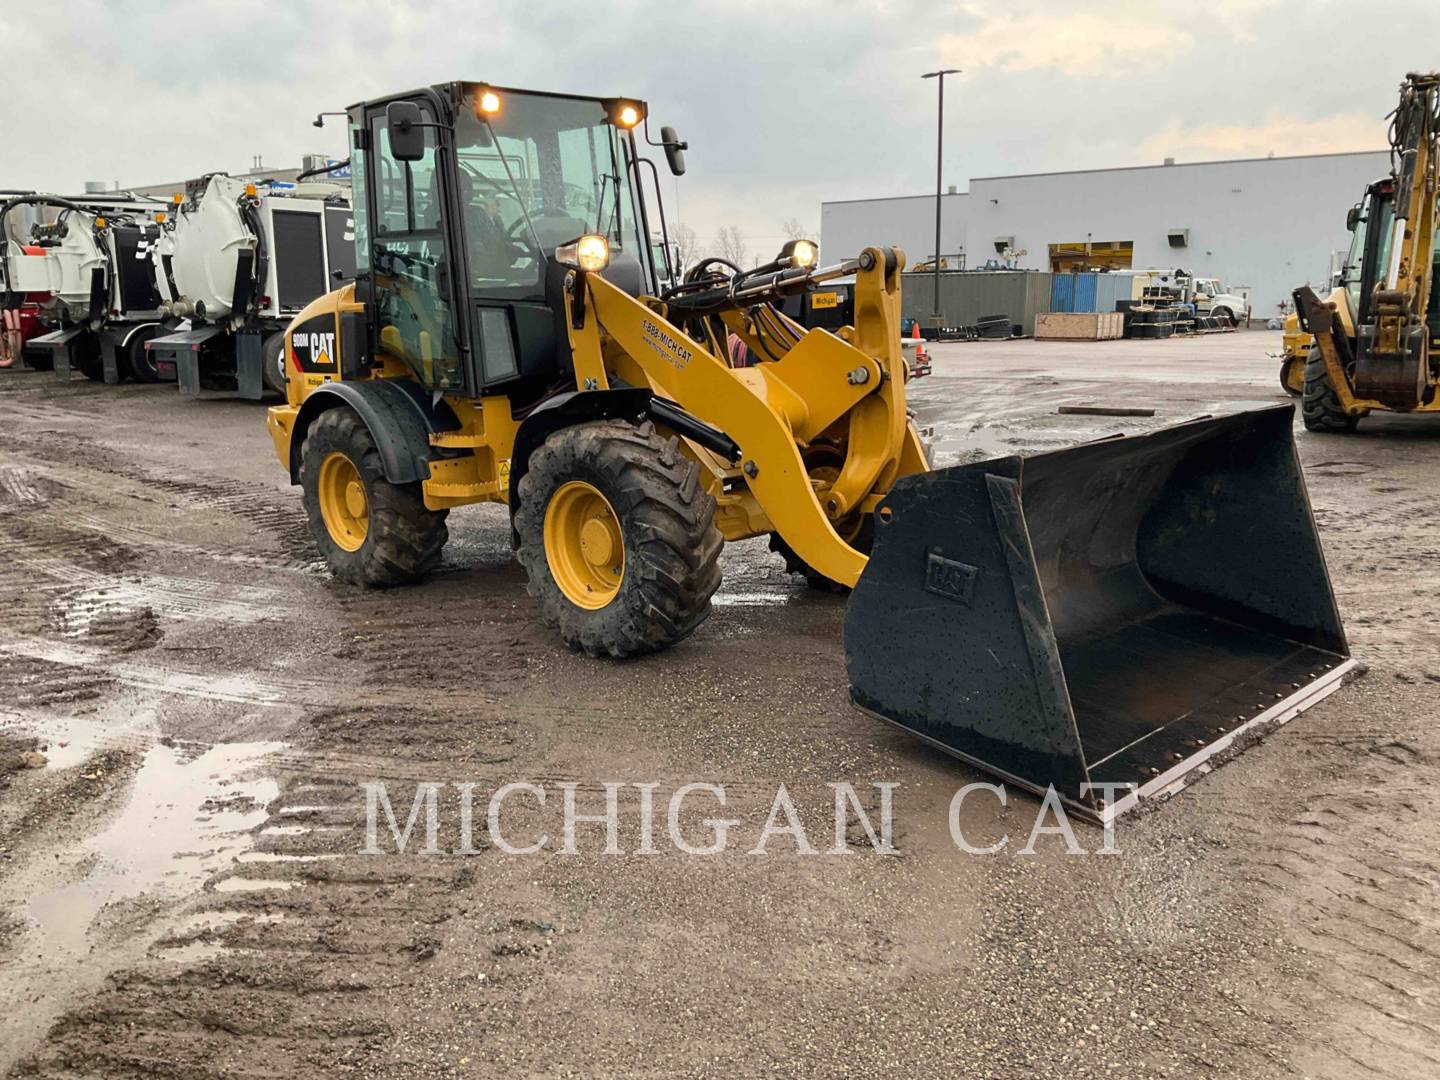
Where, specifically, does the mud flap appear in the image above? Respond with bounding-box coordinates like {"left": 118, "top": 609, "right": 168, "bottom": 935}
{"left": 845, "top": 405, "right": 1355, "bottom": 824}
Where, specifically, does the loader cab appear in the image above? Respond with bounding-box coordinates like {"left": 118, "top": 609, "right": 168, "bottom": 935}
{"left": 348, "top": 83, "right": 665, "bottom": 404}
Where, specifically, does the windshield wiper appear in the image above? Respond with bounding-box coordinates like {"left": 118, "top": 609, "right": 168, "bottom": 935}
{"left": 483, "top": 122, "right": 546, "bottom": 257}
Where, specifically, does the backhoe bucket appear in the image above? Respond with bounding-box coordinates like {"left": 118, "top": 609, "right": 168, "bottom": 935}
{"left": 845, "top": 405, "right": 1355, "bottom": 824}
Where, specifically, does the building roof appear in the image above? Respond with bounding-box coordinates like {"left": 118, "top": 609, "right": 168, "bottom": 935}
{"left": 822, "top": 149, "right": 1388, "bottom": 207}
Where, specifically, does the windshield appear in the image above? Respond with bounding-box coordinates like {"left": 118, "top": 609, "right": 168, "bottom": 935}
{"left": 452, "top": 90, "right": 647, "bottom": 292}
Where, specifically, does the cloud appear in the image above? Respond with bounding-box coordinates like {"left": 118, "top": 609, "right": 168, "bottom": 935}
{"left": 1138, "top": 111, "right": 1386, "bottom": 163}
{"left": 930, "top": 0, "right": 1282, "bottom": 79}
{"left": 936, "top": 7, "right": 1192, "bottom": 77}
{"left": 2, "top": 0, "right": 1436, "bottom": 254}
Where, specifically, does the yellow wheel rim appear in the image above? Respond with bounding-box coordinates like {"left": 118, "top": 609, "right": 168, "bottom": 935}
{"left": 544, "top": 480, "right": 624, "bottom": 610}
{"left": 318, "top": 451, "right": 369, "bottom": 552}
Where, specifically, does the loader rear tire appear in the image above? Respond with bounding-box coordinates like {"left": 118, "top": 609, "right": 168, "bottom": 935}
{"left": 1302, "top": 348, "right": 1359, "bottom": 433}
{"left": 299, "top": 406, "right": 448, "bottom": 586}
{"left": 514, "top": 419, "right": 722, "bottom": 658}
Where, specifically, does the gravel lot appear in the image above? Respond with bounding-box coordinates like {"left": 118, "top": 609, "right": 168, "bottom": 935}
{"left": 1, "top": 330, "right": 1437, "bottom": 1078}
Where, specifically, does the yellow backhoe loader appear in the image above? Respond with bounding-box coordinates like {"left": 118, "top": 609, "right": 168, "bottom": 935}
{"left": 1292, "top": 72, "right": 1440, "bottom": 431}
{"left": 269, "top": 82, "right": 1354, "bottom": 823}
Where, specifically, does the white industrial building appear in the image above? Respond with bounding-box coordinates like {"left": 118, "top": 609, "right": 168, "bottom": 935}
{"left": 821, "top": 150, "right": 1388, "bottom": 320}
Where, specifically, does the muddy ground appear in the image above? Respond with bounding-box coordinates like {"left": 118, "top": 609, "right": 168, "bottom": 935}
{"left": 0, "top": 332, "right": 1436, "bottom": 1079}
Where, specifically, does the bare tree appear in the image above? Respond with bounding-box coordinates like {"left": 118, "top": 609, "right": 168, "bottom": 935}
{"left": 781, "top": 217, "right": 815, "bottom": 242}
{"left": 715, "top": 225, "right": 748, "bottom": 268}
{"left": 669, "top": 222, "right": 698, "bottom": 276}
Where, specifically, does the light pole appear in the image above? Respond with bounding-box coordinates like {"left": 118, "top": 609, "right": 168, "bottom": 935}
{"left": 921, "top": 68, "right": 960, "bottom": 329}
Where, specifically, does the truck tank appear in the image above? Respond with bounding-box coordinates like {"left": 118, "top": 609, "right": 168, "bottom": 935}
{"left": 158, "top": 174, "right": 352, "bottom": 327}
{"left": 0, "top": 204, "right": 108, "bottom": 327}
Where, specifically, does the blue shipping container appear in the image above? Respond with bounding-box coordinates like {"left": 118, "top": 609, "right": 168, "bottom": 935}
{"left": 1050, "top": 273, "right": 1099, "bottom": 312}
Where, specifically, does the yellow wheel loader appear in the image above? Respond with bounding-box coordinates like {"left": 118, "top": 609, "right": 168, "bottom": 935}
{"left": 1293, "top": 72, "right": 1440, "bottom": 432}
{"left": 268, "top": 82, "right": 1354, "bottom": 823}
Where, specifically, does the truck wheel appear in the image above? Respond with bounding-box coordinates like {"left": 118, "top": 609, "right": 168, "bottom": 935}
{"left": 75, "top": 337, "right": 104, "bottom": 381}
{"left": 1279, "top": 354, "right": 1302, "bottom": 396}
{"left": 261, "top": 332, "right": 287, "bottom": 396}
{"left": 126, "top": 327, "right": 163, "bottom": 382}
{"left": 1212, "top": 307, "right": 1234, "bottom": 327}
{"left": 514, "top": 419, "right": 722, "bottom": 658}
{"left": 1301, "top": 349, "right": 1359, "bottom": 433}
{"left": 300, "top": 406, "right": 448, "bottom": 585}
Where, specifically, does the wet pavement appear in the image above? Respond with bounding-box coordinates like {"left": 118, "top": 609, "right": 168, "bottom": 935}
{"left": 1, "top": 332, "right": 1438, "bottom": 1078}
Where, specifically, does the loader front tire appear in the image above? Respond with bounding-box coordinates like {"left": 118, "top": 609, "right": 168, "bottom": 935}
{"left": 299, "top": 406, "right": 448, "bottom": 586}
{"left": 769, "top": 518, "right": 873, "bottom": 594}
{"left": 767, "top": 439, "right": 873, "bottom": 592}
{"left": 514, "top": 419, "right": 722, "bottom": 658}
{"left": 1302, "top": 348, "right": 1359, "bottom": 433}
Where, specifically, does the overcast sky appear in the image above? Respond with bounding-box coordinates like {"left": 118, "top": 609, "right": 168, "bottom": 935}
{"left": 5, "top": 0, "right": 1438, "bottom": 258}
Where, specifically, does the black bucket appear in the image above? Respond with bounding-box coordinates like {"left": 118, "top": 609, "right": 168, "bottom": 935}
{"left": 845, "top": 405, "right": 1354, "bottom": 823}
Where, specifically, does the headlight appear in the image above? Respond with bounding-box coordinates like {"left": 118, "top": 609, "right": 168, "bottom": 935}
{"left": 478, "top": 90, "right": 501, "bottom": 115}
{"left": 781, "top": 238, "right": 818, "bottom": 269}
{"left": 556, "top": 234, "right": 610, "bottom": 272}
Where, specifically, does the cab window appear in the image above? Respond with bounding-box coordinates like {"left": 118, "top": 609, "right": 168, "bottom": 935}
{"left": 368, "top": 104, "right": 463, "bottom": 390}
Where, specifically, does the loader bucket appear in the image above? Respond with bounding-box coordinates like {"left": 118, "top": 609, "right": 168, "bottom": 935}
{"left": 845, "top": 405, "right": 1355, "bottom": 824}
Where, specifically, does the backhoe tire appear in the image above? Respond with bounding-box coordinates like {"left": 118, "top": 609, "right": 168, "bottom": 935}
{"left": 1301, "top": 348, "right": 1359, "bottom": 433}
{"left": 261, "top": 331, "right": 287, "bottom": 397}
{"left": 514, "top": 419, "right": 722, "bottom": 658}
{"left": 299, "top": 406, "right": 448, "bottom": 586}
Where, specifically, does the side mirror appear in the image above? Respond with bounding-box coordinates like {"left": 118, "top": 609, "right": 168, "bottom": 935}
{"left": 386, "top": 101, "right": 425, "bottom": 162}
{"left": 1345, "top": 205, "right": 1360, "bottom": 232}
{"left": 660, "top": 126, "right": 687, "bottom": 177}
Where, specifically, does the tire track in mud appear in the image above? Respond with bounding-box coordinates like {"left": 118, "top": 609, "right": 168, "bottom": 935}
{"left": 1309, "top": 488, "right": 1440, "bottom": 674}
{"left": 1225, "top": 715, "right": 1440, "bottom": 1078}
{"left": 6, "top": 429, "right": 321, "bottom": 573}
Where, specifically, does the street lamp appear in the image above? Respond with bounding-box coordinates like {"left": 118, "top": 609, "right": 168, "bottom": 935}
{"left": 921, "top": 68, "right": 960, "bottom": 330}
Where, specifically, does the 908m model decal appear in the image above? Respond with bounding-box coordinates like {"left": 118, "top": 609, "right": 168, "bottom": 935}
{"left": 289, "top": 315, "right": 339, "bottom": 373}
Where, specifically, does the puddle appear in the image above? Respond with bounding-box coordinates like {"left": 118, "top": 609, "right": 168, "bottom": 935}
{"left": 234, "top": 851, "right": 342, "bottom": 864}
{"left": 50, "top": 586, "right": 152, "bottom": 641}
{"left": 169, "top": 909, "right": 285, "bottom": 934}
{"left": 151, "top": 940, "right": 237, "bottom": 964}
{"left": 23, "top": 741, "right": 281, "bottom": 952}
{"left": 259, "top": 824, "right": 312, "bottom": 837}
{"left": 0, "top": 740, "right": 283, "bottom": 1074}
{"left": 711, "top": 591, "right": 799, "bottom": 607}
{"left": 212, "top": 877, "right": 301, "bottom": 893}
{"left": 276, "top": 804, "right": 332, "bottom": 815}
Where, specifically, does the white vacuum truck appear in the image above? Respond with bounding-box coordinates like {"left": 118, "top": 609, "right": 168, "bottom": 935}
{"left": 0, "top": 193, "right": 168, "bottom": 381}
{"left": 147, "top": 173, "right": 355, "bottom": 398}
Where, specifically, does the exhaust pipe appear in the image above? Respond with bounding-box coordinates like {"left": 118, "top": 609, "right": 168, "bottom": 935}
{"left": 845, "top": 405, "right": 1356, "bottom": 824}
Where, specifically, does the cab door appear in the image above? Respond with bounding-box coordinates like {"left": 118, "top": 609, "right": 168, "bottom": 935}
{"left": 365, "top": 97, "right": 465, "bottom": 391}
